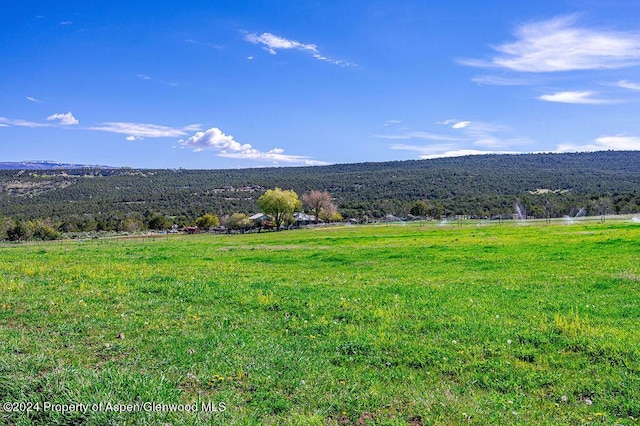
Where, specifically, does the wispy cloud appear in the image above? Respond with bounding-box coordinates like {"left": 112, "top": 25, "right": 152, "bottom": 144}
{"left": 538, "top": 91, "right": 613, "bottom": 104}
{"left": 442, "top": 119, "right": 528, "bottom": 148}
{"left": 389, "top": 142, "right": 456, "bottom": 156}
{"left": 451, "top": 121, "right": 471, "bottom": 129}
{"left": 383, "top": 120, "right": 402, "bottom": 127}
{"left": 245, "top": 32, "right": 318, "bottom": 55}
{"left": 422, "top": 149, "right": 521, "bottom": 159}
{"left": 379, "top": 119, "right": 522, "bottom": 147}
{"left": 185, "top": 39, "right": 223, "bottom": 49}
{"left": 557, "top": 135, "right": 640, "bottom": 152}
{"left": 613, "top": 79, "right": 640, "bottom": 90}
{"left": 461, "top": 14, "right": 640, "bottom": 72}
{"left": 90, "top": 122, "right": 201, "bottom": 139}
{"left": 136, "top": 74, "right": 178, "bottom": 87}
{"left": 1, "top": 113, "right": 328, "bottom": 165}
{"left": 1, "top": 112, "right": 79, "bottom": 128}
{"left": 390, "top": 143, "right": 519, "bottom": 159}
{"left": 374, "top": 131, "right": 460, "bottom": 141}
{"left": 47, "top": 112, "right": 79, "bottom": 125}
{"left": 0, "top": 117, "right": 48, "bottom": 128}
{"left": 26, "top": 96, "right": 42, "bottom": 103}
{"left": 179, "top": 127, "right": 328, "bottom": 165}
{"left": 471, "top": 75, "right": 535, "bottom": 86}
{"left": 59, "top": 21, "right": 73, "bottom": 25}
{"left": 245, "top": 32, "right": 355, "bottom": 66}
{"left": 386, "top": 119, "right": 530, "bottom": 159}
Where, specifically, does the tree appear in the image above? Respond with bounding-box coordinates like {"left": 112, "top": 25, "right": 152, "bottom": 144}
{"left": 258, "top": 188, "right": 301, "bottom": 230}
{"left": 409, "top": 200, "right": 429, "bottom": 217}
{"left": 225, "top": 213, "right": 251, "bottom": 232}
{"left": 30, "top": 219, "right": 60, "bottom": 240}
{"left": 7, "top": 220, "right": 33, "bottom": 241}
{"left": 0, "top": 217, "right": 14, "bottom": 241}
{"left": 302, "top": 190, "right": 336, "bottom": 224}
{"left": 147, "top": 213, "right": 172, "bottom": 230}
{"left": 195, "top": 213, "right": 220, "bottom": 230}
{"left": 121, "top": 216, "right": 143, "bottom": 233}
{"left": 327, "top": 211, "right": 343, "bottom": 222}
{"left": 428, "top": 201, "right": 444, "bottom": 219}
{"left": 319, "top": 201, "right": 339, "bottom": 222}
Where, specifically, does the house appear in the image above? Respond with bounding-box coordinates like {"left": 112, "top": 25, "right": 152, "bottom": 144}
{"left": 249, "top": 213, "right": 274, "bottom": 230}
{"left": 293, "top": 212, "right": 318, "bottom": 227}
{"left": 249, "top": 213, "right": 271, "bottom": 222}
{"left": 184, "top": 226, "right": 200, "bottom": 234}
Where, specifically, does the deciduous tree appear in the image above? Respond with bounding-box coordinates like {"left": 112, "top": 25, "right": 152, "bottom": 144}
{"left": 225, "top": 213, "right": 251, "bottom": 232}
{"left": 302, "top": 190, "right": 336, "bottom": 224}
{"left": 258, "top": 188, "right": 301, "bottom": 230}
{"left": 196, "top": 213, "right": 220, "bottom": 230}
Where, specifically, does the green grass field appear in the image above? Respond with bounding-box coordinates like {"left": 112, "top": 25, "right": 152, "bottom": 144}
{"left": 1, "top": 220, "right": 639, "bottom": 425}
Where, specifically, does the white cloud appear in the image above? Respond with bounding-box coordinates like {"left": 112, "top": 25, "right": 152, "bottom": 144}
{"left": 451, "top": 121, "right": 471, "bottom": 129}
{"left": 471, "top": 75, "right": 534, "bottom": 86}
{"left": 47, "top": 112, "right": 79, "bottom": 125}
{"left": 390, "top": 143, "right": 520, "bottom": 159}
{"left": 179, "top": 127, "right": 328, "bottom": 165}
{"left": 614, "top": 79, "right": 640, "bottom": 90}
{"left": 179, "top": 127, "right": 251, "bottom": 152}
{"left": 421, "top": 149, "right": 521, "bottom": 159}
{"left": 386, "top": 119, "right": 530, "bottom": 159}
{"left": 538, "top": 91, "right": 613, "bottom": 104}
{"left": 182, "top": 124, "right": 202, "bottom": 132}
{"left": 245, "top": 32, "right": 318, "bottom": 55}
{"left": 136, "top": 74, "right": 178, "bottom": 87}
{"left": 461, "top": 15, "right": 640, "bottom": 72}
{"left": 1, "top": 113, "right": 79, "bottom": 127}
{"left": 389, "top": 143, "right": 456, "bottom": 155}
{"left": 374, "top": 131, "right": 460, "bottom": 141}
{"left": 380, "top": 119, "right": 525, "bottom": 148}
{"left": 383, "top": 120, "right": 402, "bottom": 127}
{"left": 441, "top": 119, "right": 528, "bottom": 148}
{"left": 90, "top": 122, "right": 201, "bottom": 139}
{"left": 557, "top": 135, "right": 640, "bottom": 152}
{"left": 594, "top": 136, "right": 640, "bottom": 149}
{"left": 245, "top": 32, "right": 355, "bottom": 66}
{"left": 184, "top": 39, "right": 223, "bottom": 49}
{"left": 221, "top": 149, "right": 328, "bottom": 165}
{"left": 0, "top": 117, "right": 48, "bottom": 128}
{"left": 26, "top": 96, "right": 42, "bottom": 103}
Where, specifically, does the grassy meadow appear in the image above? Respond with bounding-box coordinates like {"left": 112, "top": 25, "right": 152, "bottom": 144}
{"left": 1, "top": 219, "right": 639, "bottom": 425}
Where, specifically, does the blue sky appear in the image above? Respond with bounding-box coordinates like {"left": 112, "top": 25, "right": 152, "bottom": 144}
{"left": 2, "top": 1, "right": 640, "bottom": 169}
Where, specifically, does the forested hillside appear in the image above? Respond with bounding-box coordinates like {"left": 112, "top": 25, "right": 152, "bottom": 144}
{"left": 1, "top": 151, "right": 639, "bottom": 237}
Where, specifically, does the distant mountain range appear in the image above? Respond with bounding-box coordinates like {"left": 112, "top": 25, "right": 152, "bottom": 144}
{"left": 1, "top": 151, "right": 639, "bottom": 223}
{"left": 0, "top": 161, "right": 117, "bottom": 170}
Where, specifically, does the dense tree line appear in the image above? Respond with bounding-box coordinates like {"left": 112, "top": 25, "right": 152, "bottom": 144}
{"left": 1, "top": 151, "right": 639, "bottom": 240}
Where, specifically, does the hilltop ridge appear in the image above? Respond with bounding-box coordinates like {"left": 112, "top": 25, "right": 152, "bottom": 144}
{"left": 1, "top": 151, "right": 639, "bottom": 223}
